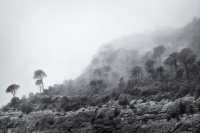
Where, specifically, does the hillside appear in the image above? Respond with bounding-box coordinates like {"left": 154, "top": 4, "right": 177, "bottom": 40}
{"left": 1, "top": 17, "right": 200, "bottom": 133}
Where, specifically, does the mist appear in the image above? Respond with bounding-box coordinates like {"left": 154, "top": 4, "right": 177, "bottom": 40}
{"left": 0, "top": 0, "right": 200, "bottom": 107}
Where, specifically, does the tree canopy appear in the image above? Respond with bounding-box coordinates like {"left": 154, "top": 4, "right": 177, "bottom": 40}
{"left": 6, "top": 84, "right": 20, "bottom": 98}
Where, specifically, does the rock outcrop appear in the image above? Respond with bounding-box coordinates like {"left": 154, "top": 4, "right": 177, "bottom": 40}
{"left": 1, "top": 96, "right": 200, "bottom": 133}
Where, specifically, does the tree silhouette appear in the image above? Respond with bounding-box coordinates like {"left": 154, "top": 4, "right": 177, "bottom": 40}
{"left": 169, "top": 52, "right": 179, "bottom": 71}
{"left": 164, "top": 57, "right": 174, "bottom": 77}
{"left": 178, "top": 48, "right": 192, "bottom": 81}
{"left": 145, "top": 59, "right": 156, "bottom": 70}
{"left": 142, "top": 51, "right": 152, "bottom": 63}
{"left": 156, "top": 66, "right": 164, "bottom": 82}
{"left": 132, "top": 65, "right": 143, "bottom": 83}
{"left": 33, "top": 70, "right": 47, "bottom": 93}
{"left": 152, "top": 45, "right": 166, "bottom": 66}
{"left": 118, "top": 77, "right": 126, "bottom": 93}
{"left": 187, "top": 53, "right": 197, "bottom": 78}
{"left": 6, "top": 84, "right": 20, "bottom": 98}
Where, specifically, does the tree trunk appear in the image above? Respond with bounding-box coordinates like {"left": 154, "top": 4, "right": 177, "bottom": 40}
{"left": 42, "top": 79, "right": 44, "bottom": 92}
{"left": 13, "top": 89, "right": 16, "bottom": 98}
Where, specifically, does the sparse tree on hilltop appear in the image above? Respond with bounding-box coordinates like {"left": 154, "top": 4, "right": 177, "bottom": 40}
{"left": 156, "top": 66, "right": 164, "bottom": 82}
{"left": 6, "top": 84, "right": 20, "bottom": 98}
{"left": 33, "top": 70, "right": 47, "bottom": 93}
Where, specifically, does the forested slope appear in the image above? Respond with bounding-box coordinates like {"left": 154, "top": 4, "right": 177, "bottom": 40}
{"left": 1, "top": 17, "right": 200, "bottom": 133}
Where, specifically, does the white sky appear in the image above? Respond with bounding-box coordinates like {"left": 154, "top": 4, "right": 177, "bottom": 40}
{"left": 0, "top": 0, "right": 200, "bottom": 106}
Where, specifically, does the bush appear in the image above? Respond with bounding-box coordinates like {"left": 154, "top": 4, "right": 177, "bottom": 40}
{"left": 10, "top": 97, "right": 20, "bottom": 109}
{"left": 140, "top": 89, "right": 159, "bottom": 97}
{"left": 101, "top": 95, "right": 110, "bottom": 103}
{"left": 20, "top": 103, "right": 33, "bottom": 114}
{"left": 175, "top": 85, "right": 191, "bottom": 99}
{"left": 118, "top": 94, "right": 129, "bottom": 106}
{"left": 40, "top": 96, "right": 52, "bottom": 104}
{"left": 1, "top": 104, "right": 10, "bottom": 112}
{"left": 129, "top": 88, "right": 141, "bottom": 96}
{"left": 90, "top": 97, "right": 102, "bottom": 106}
{"left": 63, "top": 102, "right": 72, "bottom": 112}
{"left": 114, "top": 108, "right": 121, "bottom": 117}
{"left": 129, "top": 104, "right": 136, "bottom": 112}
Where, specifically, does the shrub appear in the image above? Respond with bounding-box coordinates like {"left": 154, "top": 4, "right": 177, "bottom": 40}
{"left": 114, "top": 108, "right": 121, "bottom": 117}
{"left": 20, "top": 103, "right": 33, "bottom": 114}
{"left": 111, "top": 90, "right": 120, "bottom": 98}
{"left": 63, "top": 102, "right": 72, "bottom": 112}
{"left": 140, "top": 89, "right": 159, "bottom": 97}
{"left": 175, "top": 85, "right": 191, "bottom": 99}
{"left": 1, "top": 104, "right": 10, "bottom": 112}
{"left": 10, "top": 97, "right": 20, "bottom": 109}
{"left": 130, "top": 88, "right": 141, "bottom": 96}
{"left": 40, "top": 96, "right": 52, "bottom": 104}
{"left": 179, "top": 101, "right": 186, "bottom": 114}
{"left": 102, "top": 95, "right": 110, "bottom": 103}
{"left": 90, "top": 97, "right": 101, "bottom": 106}
{"left": 118, "top": 94, "right": 129, "bottom": 106}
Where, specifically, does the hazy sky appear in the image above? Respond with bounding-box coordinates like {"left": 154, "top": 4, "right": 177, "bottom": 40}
{"left": 0, "top": 0, "right": 200, "bottom": 106}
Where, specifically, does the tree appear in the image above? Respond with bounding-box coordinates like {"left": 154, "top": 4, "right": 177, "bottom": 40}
{"left": 152, "top": 45, "right": 166, "bottom": 66}
{"left": 156, "top": 66, "right": 164, "bottom": 82}
{"left": 89, "top": 79, "right": 104, "bottom": 94}
{"left": 178, "top": 48, "right": 192, "bottom": 81}
{"left": 145, "top": 59, "right": 157, "bottom": 83}
{"left": 35, "top": 79, "right": 43, "bottom": 93}
{"left": 169, "top": 52, "right": 179, "bottom": 71}
{"left": 10, "top": 97, "right": 20, "bottom": 109}
{"left": 186, "top": 53, "right": 197, "bottom": 78}
{"left": 6, "top": 84, "right": 20, "bottom": 98}
{"left": 33, "top": 70, "right": 47, "bottom": 93}
{"left": 142, "top": 51, "right": 152, "bottom": 62}
{"left": 145, "top": 59, "right": 156, "bottom": 70}
{"left": 20, "top": 103, "right": 33, "bottom": 114}
{"left": 147, "top": 68, "right": 158, "bottom": 83}
{"left": 176, "top": 69, "right": 184, "bottom": 81}
{"left": 164, "top": 57, "right": 174, "bottom": 77}
{"left": 111, "top": 71, "right": 120, "bottom": 82}
{"left": 29, "top": 92, "right": 34, "bottom": 99}
{"left": 118, "top": 77, "right": 126, "bottom": 93}
{"left": 131, "top": 65, "right": 143, "bottom": 83}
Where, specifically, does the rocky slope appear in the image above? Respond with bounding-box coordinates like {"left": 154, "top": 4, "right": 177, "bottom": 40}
{"left": 1, "top": 95, "right": 200, "bottom": 133}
